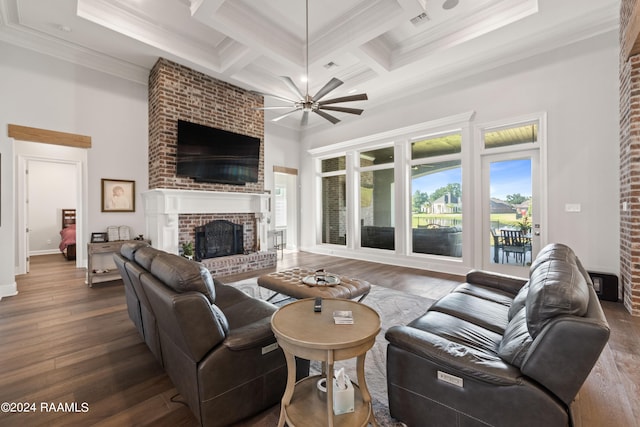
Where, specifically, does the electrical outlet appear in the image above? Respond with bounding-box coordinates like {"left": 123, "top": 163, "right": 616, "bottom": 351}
{"left": 46, "top": 239, "right": 52, "bottom": 245}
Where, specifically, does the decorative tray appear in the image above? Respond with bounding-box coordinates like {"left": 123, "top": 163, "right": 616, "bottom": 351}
{"left": 302, "top": 274, "right": 341, "bottom": 287}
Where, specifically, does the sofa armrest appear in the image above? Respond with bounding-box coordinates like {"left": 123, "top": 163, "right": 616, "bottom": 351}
{"left": 224, "top": 317, "right": 277, "bottom": 351}
{"left": 465, "top": 269, "right": 528, "bottom": 295}
{"left": 386, "top": 325, "right": 520, "bottom": 386}
{"left": 521, "top": 313, "right": 610, "bottom": 405}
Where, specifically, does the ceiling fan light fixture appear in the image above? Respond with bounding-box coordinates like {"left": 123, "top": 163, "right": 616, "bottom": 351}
{"left": 253, "top": 0, "right": 368, "bottom": 126}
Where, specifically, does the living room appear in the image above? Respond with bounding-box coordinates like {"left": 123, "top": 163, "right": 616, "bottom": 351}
{"left": 0, "top": 0, "right": 637, "bottom": 425}
{"left": 0, "top": 0, "right": 624, "bottom": 302}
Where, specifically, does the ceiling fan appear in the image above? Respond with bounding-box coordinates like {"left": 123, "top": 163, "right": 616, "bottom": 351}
{"left": 253, "top": 0, "right": 368, "bottom": 126}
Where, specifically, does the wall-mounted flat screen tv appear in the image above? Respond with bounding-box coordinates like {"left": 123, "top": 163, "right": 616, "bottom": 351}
{"left": 176, "top": 120, "right": 260, "bottom": 185}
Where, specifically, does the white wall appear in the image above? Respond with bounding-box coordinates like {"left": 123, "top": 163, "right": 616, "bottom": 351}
{"left": 28, "top": 160, "right": 77, "bottom": 254}
{"left": 299, "top": 31, "right": 620, "bottom": 275}
{"left": 264, "top": 122, "right": 301, "bottom": 227}
{"left": 0, "top": 41, "right": 148, "bottom": 295}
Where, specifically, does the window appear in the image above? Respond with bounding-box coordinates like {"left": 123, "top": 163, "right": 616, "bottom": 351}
{"left": 321, "top": 156, "right": 347, "bottom": 245}
{"left": 483, "top": 122, "right": 537, "bottom": 150}
{"left": 311, "top": 111, "right": 475, "bottom": 262}
{"left": 359, "top": 147, "right": 395, "bottom": 250}
{"left": 410, "top": 133, "right": 462, "bottom": 257}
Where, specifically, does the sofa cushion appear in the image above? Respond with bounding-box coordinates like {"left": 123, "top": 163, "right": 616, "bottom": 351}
{"left": 508, "top": 281, "right": 529, "bottom": 321}
{"left": 134, "top": 246, "right": 162, "bottom": 270}
{"left": 149, "top": 253, "right": 217, "bottom": 303}
{"left": 120, "top": 241, "right": 150, "bottom": 261}
{"left": 498, "top": 307, "right": 533, "bottom": 367}
{"left": 428, "top": 291, "right": 511, "bottom": 335}
{"left": 526, "top": 258, "right": 589, "bottom": 338}
{"left": 529, "top": 243, "right": 575, "bottom": 275}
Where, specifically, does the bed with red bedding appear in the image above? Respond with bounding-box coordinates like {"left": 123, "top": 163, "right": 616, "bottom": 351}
{"left": 59, "top": 209, "right": 76, "bottom": 261}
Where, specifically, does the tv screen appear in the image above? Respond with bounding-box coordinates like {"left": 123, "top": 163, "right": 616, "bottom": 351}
{"left": 176, "top": 120, "right": 260, "bottom": 185}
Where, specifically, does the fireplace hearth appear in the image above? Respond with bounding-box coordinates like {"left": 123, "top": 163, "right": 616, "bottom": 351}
{"left": 195, "top": 220, "right": 244, "bottom": 261}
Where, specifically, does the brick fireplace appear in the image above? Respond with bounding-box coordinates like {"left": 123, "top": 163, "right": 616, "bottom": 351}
{"left": 620, "top": 0, "right": 640, "bottom": 315}
{"left": 143, "top": 58, "right": 276, "bottom": 275}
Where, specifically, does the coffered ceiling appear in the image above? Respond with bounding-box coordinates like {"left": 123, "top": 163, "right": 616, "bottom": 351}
{"left": 0, "top": 0, "right": 619, "bottom": 129}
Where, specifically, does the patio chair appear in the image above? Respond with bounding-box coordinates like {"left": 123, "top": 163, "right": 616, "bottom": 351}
{"left": 490, "top": 228, "right": 504, "bottom": 263}
{"left": 501, "top": 229, "right": 529, "bottom": 265}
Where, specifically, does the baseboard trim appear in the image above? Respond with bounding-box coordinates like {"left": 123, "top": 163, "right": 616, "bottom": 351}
{"left": 0, "top": 281, "right": 18, "bottom": 299}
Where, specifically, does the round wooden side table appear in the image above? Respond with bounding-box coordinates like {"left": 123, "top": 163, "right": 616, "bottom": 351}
{"left": 271, "top": 298, "right": 381, "bottom": 427}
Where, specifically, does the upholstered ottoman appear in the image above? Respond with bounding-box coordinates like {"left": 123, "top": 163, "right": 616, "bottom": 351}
{"left": 257, "top": 267, "right": 371, "bottom": 302}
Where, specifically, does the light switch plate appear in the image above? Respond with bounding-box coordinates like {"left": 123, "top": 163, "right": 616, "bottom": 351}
{"left": 565, "top": 203, "right": 581, "bottom": 212}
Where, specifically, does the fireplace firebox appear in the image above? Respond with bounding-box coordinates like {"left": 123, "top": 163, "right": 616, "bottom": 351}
{"left": 195, "top": 220, "right": 244, "bottom": 261}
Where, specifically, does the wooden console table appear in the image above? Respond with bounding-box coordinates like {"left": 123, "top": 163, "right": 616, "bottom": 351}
{"left": 87, "top": 240, "right": 148, "bottom": 287}
{"left": 271, "top": 298, "right": 381, "bottom": 427}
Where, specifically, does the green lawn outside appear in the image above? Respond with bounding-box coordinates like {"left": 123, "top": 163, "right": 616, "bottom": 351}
{"left": 411, "top": 213, "right": 524, "bottom": 230}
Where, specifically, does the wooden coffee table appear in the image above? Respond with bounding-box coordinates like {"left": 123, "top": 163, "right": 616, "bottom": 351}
{"left": 258, "top": 267, "right": 371, "bottom": 302}
{"left": 271, "top": 298, "right": 380, "bottom": 427}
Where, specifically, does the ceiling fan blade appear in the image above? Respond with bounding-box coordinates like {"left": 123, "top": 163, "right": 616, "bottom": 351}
{"left": 280, "top": 76, "right": 305, "bottom": 100}
{"left": 318, "top": 93, "right": 368, "bottom": 105}
{"left": 252, "top": 91, "right": 297, "bottom": 104}
{"left": 313, "top": 77, "right": 343, "bottom": 101}
{"left": 319, "top": 105, "right": 364, "bottom": 115}
{"left": 301, "top": 111, "right": 309, "bottom": 126}
{"left": 272, "top": 108, "right": 302, "bottom": 122}
{"left": 313, "top": 109, "right": 341, "bottom": 124}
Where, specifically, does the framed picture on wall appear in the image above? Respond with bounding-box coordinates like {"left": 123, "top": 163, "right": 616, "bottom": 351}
{"left": 101, "top": 178, "right": 135, "bottom": 212}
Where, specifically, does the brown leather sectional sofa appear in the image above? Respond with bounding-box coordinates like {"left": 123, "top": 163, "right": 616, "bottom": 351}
{"left": 114, "top": 242, "right": 294, "bottom": 426}
{"left": 386, "top": 243, "right": 610, "bottom": 426}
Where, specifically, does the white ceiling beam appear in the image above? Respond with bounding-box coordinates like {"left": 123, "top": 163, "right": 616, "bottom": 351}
{"left": 192, "top": 1, "right": 302, "bottom": 70}
{"left": 189, "top": 0, "right": 226, "bottom": 18}
{"left": 309, "top": 0, "right": 405, "bottom": 67}
{"left": 218, "top": 40, "right": 261, "bottom": 76}
{"left": 395, "top": 0, "right": 428, "bottom": 17}
{"left": 77, "top": 0, "right": 222, "bottom": 70}
{"left": 355, "top": 40, "right": 392, "bottom": 75}
{"left": 390, "top": 0, "right": 539, "bottom": 69}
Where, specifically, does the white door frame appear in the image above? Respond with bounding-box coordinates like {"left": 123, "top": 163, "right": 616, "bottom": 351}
{"left": 473, "top": 112, "right": 548, "bottom": 275}
{"left": 15, "top": 147, "right": 86, "bottom": 274}
{"left": 273, "top": 168, "right": 299, "bottom": 250}
{"left": 481, "top": 150, "right": 542, "bottom": 275}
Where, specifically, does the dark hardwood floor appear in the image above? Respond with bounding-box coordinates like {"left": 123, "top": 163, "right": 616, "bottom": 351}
{"left": 0, "top": 252, "right": 637, "bottom": 426}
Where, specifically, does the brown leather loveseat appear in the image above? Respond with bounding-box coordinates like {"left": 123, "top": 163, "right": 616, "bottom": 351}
{"left": 385, "top": 243, "right": 610, "bottom": 426}
{"left": 114, "top": 242, "right": 289, "bottom": 426}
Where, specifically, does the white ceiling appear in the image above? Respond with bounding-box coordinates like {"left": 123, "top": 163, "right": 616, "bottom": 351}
{"left": 0, "top": 0, "right": 619, "bottom": 129}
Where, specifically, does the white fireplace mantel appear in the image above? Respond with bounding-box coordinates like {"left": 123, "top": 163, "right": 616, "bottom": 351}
{"left": 142, "top": 188, "right": 271, "bottom": 255}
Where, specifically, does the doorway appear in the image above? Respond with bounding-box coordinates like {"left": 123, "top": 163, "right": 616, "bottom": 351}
{"left": 15, "top": 142, "right": 86, "bottom": 274}
{"left": 483, "top": 152, "right": 540, "bottom": 275}
{"left": 273, "top": 167, "right": 298, "bottom": 250}
{"left": 478, "top": 116, "right": 545, "bottom": 275}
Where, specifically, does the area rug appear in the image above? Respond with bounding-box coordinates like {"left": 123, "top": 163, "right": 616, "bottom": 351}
{"left": 226, "top": 278, "right": 436, "bottom": 426}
